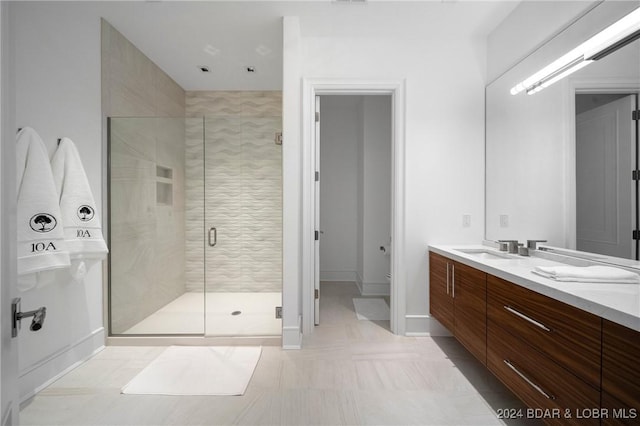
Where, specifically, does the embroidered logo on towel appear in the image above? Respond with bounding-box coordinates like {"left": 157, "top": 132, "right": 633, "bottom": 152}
{"left": 29, "top": 213, "right": 57, "bottom": 233}
{"left": 77, "top": 205, "right": 94, "bottom": 222}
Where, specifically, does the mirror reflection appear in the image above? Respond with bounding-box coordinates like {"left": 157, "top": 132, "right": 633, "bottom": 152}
{"left": 486, "top": 3, "right": 640, "bottom": 264}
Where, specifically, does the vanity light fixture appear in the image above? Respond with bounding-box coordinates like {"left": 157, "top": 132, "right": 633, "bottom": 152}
{"left": 511, "top": 6, "right": 640, "bottom": 95}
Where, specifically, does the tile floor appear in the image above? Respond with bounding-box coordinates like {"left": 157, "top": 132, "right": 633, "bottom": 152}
{"left": 20, "top": 282, "right": 538, "bottom": 425}
{"left": 123, "top": 292, "right": 282, "bottom": 336}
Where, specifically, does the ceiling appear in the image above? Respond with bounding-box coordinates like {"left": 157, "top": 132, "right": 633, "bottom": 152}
{"left": 99, "top": 1, "right": 520, "bottom": 91}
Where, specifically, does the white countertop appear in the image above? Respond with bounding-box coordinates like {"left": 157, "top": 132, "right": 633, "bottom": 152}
{"left": 429, "top": 244, "right": 640, "bottom": 332}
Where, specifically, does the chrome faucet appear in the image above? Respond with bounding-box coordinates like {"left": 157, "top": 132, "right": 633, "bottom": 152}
{"left": 516, "top": 240, "right": 547, "bottom": 256}
{"left": 526, "top": 240, "right": 547, "bottom": 250}
{"left": 498, "top": 240, "right": 521, "bottom": 254}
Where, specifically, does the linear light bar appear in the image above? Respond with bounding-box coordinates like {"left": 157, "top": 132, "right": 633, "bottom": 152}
{"left": 511, "top": 6, "right": 640, "bottom": 96}
{"left": 526, "top": 59, "right": 592, "bottom": 95}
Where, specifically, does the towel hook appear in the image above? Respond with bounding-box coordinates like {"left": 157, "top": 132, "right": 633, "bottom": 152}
{"left": 57, "top": 138, "right": 62, "bottom": 146}
{"left": 17, "top": 127, "right": 23, "bottom": 133}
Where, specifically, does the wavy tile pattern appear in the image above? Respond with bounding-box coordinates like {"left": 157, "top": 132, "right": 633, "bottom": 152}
{"left": 185, "top": 92, "right": 282, "bottom": 293}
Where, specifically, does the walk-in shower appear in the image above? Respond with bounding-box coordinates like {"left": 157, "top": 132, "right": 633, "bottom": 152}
{"left": 107, "top": 92, "right": 282, "bottom": 337}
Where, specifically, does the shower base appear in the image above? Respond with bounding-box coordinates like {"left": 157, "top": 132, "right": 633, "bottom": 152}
{"left": 122, "top": 292, "right": 281, "bottom": 336}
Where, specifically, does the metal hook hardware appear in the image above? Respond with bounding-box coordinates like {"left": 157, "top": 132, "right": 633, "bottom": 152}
{"left": 11, "top": 298, "right": 47, "bottom": 338}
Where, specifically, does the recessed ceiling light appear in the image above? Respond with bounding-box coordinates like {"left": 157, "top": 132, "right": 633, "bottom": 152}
{"left": 255, "top": 45, "right": 272, "bottom": 56}
{"left": 198, "top": 66, "right": 210, "bottom": 73}
{"left": 203, "top": 44, "right": 220, "bottom": 57}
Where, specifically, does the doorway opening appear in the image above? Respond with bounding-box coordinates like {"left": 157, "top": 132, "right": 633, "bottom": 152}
{"left": 301, "top": 79, "right": 406, "bottom": 337}
{"left": 316, "top": 95, "right": 392, "bottom": 330}
{"left": 575, "top": 92, "right": 639, "bottom": 260}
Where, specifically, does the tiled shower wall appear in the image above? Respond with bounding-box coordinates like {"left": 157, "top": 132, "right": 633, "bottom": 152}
{"left": 185, "top": 92, "right": 282, "bottom": 293}
{"left": 102, "top": 20, "right": 187, "bottom": 333}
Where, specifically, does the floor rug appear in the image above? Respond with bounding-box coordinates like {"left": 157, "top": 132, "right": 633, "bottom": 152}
{"left": 352, "top": 298, "right": 390, "bottom": 320}
{"left": 121, "top": 346, "right": 261, "bottom": 396}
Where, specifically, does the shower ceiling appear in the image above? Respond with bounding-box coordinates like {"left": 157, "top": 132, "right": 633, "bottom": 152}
{"left": 97, "top": 1, "right": 519, "bottom": 91}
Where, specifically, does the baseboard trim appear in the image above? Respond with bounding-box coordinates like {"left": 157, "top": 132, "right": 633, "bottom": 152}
{"left": 319, "top": 271, "right": 357, "bottom": 282}
{"left": 360, "top": 281, "right": 390, "bottom": 296}
{"left": 282, "top": 315, "right": 302, "bottom": 349}
{"left": 19, "top": 327, "right": 105, "bottom": 402}
{"left": 405, "top": 314, "right": 429, "bottom": 335}
{"left": 404, "top": 315, "right": 453, "bottom": 337}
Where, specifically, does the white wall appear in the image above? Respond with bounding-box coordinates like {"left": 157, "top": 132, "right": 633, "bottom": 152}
{"left": 1, "top": 1, "right": 20, "bottom": 421}
{"left": 11, "top": 2, "right": 105, "bottom": 399}
{"left": 281, "top": 16, "right": 303, "bottom": 348}
{"left": 319, "top": 96, "right": 361, "bottom": 281}
{"left": 361, "top": 96, "right": 391, "bottom": 287}
{"left": 288, "top": 34, "right": 487, "bottom": 334}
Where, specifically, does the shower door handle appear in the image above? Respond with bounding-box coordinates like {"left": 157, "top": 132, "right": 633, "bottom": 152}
{"left": 208, "top": 227, "right": 217, "bottom": 247}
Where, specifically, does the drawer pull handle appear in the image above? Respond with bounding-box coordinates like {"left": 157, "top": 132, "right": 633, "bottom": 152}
{"left": 451, "top": 264, "right": 455, "bottom": 298}
{"left": 446, "top": 263, "right": 450, "bottom": 295}
{"left": 504, "top": 305, "right": 551, "bottom": 332}
{"left": 504, "top": 359, "right": 555, "bottom": 401}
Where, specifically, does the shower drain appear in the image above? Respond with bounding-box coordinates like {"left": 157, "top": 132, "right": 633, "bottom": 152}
{"left": 231, "top": 310, "right": 242, "bottom": 316}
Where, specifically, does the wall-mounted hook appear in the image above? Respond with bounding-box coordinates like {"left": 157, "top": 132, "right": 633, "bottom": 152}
{"left": 17, "top": 127, "right": 23, "bottom": 133}
{"left": 57, "top": 138, "right": 62, "bottom": 146}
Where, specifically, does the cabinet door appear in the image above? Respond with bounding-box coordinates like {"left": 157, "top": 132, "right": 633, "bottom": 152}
{"left": 601, "top": 392, "right": 639, "bottom": 425}
{"left": 453, "top": 261, "right": 487, "bottom": 365}
{"left": 602, "top": 319, "right": 640, "bottom": 410}
{"left": 429, "top": 252, "right": 454, "bottom": 332}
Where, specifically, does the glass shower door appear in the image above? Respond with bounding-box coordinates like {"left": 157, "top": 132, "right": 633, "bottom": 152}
{"left": 108, "top": 116, "right": 206, "bottom": 335}
{"left": 203, "top": 111, "right": 283, "bottom": 337}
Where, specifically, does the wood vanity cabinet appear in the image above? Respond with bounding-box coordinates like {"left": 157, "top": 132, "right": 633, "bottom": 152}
{"left": 429, "top": 250, "right": 640, "bottom": 425}
{"left": 487, "top": 274, "right": 601, "bottom": 425}
{"left": 429, "top": 252, "right": 487, "bottom": 364}
{"left": 601, "top": 319, "right": 640, "bottom": 424}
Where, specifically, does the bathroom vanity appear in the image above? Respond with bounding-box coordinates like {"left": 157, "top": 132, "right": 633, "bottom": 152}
{"left": 429, "top": 246, "right": 640, "bottom": 425}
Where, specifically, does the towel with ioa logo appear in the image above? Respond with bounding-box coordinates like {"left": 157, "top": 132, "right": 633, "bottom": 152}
{"left": 16, "top": 128, "right": 70, "bottom": 290}
{"left": 51, "top": 137, "right": 108, "bottom": 280}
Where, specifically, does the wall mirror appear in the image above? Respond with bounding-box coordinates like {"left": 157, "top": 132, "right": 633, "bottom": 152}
{"left": 485, "top": 2, "right": 640, "bottom": 266}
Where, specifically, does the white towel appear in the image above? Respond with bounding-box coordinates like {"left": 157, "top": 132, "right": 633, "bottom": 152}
{"left": 51, "top": 137, "right": 108, "bottom": 281}
{"left": 16, "top": 127, "right": 70, "bottom": 291}
{"left": 533, "top": 265, "right": 640, "bottom": 284}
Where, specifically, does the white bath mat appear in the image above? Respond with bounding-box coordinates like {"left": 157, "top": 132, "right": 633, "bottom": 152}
{"left": 122, "top": 346, "right": 261, "bottom": 396}
{"left": 353, "top": 298, "right": 390, "bottom": 321}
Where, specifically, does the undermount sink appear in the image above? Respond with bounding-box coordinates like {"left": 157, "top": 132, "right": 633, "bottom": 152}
{"left": 453, "top": 248, "right": 514, "bottom": 260}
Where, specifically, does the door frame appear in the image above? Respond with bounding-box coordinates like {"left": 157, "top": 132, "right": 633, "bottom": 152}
{"left": 301, "top": 79, "right": 406, "bottom": 336}
{"left": 566, "top": 79, "right": 640, "bottom": 251}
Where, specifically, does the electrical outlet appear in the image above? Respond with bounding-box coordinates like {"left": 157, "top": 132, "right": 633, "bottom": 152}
{"left": 462, "top": 215, "right": 471, "bottom": 228}
{"left": 499, "top": 214, "right": 509, "bottom": 228}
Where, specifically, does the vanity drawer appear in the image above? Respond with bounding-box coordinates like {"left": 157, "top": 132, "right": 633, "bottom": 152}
{"left": 487, "top": 324, "right": 600, "bottom": 425}
{"left": 602, "top": 319, "right": 640, "bottom": 410}
{"left": 487, "top": 275, "right": 601, "bottom": 388}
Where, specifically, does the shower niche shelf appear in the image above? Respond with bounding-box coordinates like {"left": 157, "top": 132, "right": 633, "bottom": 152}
{"left": 156, "top": 165, "right": 173, "bottom": 206}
